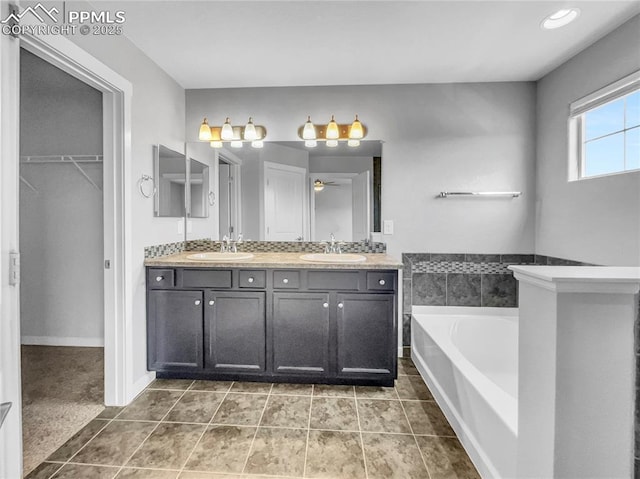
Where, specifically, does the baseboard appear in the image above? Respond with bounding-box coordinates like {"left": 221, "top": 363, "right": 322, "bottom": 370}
{"left": 21, "top": 336, "right": 104, "bottom": 347}
{"left": 130, "top": 371, "right": 156, "bottom": 403}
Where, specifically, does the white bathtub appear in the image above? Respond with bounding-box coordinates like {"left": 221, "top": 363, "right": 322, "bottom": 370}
{"left": 411, "top": 306, "right": 518, "bottom": 479}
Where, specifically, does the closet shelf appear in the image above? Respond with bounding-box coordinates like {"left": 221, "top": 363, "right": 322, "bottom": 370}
{"left": 20, "top": 155, "right": 103, "bottom": 192}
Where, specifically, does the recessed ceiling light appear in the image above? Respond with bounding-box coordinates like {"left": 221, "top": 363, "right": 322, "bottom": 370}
{"left": 541, "top": 8, "right": 580, "bottom": 29}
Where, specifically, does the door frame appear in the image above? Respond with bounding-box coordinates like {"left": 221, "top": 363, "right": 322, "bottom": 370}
{"left": 309, "top": 173, "right": 356, "bottom": 242}
{"left": 217, "top": 150, "right": 242, "bottom": 240}
{"left": 1, "top": 22, "right": 133, "bottom": 479}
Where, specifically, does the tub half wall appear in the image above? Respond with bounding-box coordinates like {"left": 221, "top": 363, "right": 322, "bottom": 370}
{"left": 411, "top": 306, "right": 518, "bottom": 479}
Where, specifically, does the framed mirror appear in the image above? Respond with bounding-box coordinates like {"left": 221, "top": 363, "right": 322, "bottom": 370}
{"left": 187, "top": 158, "right": 209, "bottom": 218}
{"left": 153, "top": 144, "right": 186, "bottom": 217}
{"left": 185, "top": 140, "right": 382, "bottom": 242}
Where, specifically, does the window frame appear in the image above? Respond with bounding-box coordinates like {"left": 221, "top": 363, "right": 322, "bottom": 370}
{"left": 568, "top": 70, "right": 640, "bottom": 181}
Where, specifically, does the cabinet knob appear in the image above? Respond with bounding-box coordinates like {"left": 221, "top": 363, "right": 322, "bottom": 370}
{"left": 338, "top": 303, "right": 344, "bottom": 309}
{"left": 248, "top": 277, "right": 255, "bottom": 283}
{"left": 209, "top": 300, "right": 215, "bottom": 306}
{"left": 194, "top": 300, "right": 201, "bottom": 306}
{"left": 155, "top": 276, "right": 163, "bottom": 282}
{"left": 282, "top": 278, "right": 289, "bottom": 284}
{"left": 323, "top": 302, "right": 329, "bottom": 308}
{"left": 378, "top": 279, "right": 386, "bottom": 286}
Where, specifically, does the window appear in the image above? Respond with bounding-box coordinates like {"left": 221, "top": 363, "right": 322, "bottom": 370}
{"left": 569, "top": 71, "right": 640, "bottom": 180}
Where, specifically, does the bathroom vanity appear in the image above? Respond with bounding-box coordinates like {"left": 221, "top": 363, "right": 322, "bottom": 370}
{"left": 144, "top": 252, "right": 401, "bottom": 386}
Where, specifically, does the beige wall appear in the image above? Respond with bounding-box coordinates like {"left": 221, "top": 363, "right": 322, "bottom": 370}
{"left": 186, "top": 82, "right": 537, "bottom": 258}
{"left": 536, "top": 15, "right": 640, "bottom": 266}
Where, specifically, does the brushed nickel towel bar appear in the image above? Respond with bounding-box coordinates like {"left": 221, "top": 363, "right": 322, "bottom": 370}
{"left": 438, "top": 191, "right": 522, "bottom": 198}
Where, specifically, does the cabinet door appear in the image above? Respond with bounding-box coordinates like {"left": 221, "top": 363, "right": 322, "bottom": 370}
{"left": 148, "top": 290, "right": 204, "bottom": 371}
{"left": 336, "top": 293, "right": 395, "bottom": 377}
{"left": 273, "top": 293, "right": 330, "bottom": 376}
{"left": 204, "top": 291, "right": 266, "bottom": 372}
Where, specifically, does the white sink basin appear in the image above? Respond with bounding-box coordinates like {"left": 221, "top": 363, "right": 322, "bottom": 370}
{"left": 300, "top": 253, "right": 367, "bottom": 263}
{"left": 186, "top": 252, "right": 255, "bottom": 262}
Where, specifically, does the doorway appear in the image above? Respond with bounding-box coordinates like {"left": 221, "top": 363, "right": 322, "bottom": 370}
{"left": 218, "top": 154, "right": 241, "bottom": 241}
{"left": 0, "top": 27, "right": 133, "bottom": 478}
{"left": 19, "top": 48, "right": 106, "bottom": 474}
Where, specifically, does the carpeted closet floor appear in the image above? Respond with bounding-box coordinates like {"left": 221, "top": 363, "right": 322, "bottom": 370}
{"left": 21, "top": 346, "right": 105, "bottom": 477}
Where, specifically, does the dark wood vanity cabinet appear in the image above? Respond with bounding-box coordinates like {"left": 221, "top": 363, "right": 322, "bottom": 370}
{"left": 147, "top": 289, "right": 204, "bottom": 372}
{"left": 146, "top": 266, "right": 398, "bottom": 386}
{"left": 272, "top": 293, "right": 331, "bottom": 377}
{"left": 204, "top": 290, "right": 266, "bottom": 373}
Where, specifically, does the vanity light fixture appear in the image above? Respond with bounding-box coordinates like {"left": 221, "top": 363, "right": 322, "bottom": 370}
{"left": 198, "top": 117, "right": 268, "bottom": 148}
{"left": 541, "top": 8, "right": 580, "bottom": 29}
{"left": 297, "top": 114, "right": 368, "bottom": 147}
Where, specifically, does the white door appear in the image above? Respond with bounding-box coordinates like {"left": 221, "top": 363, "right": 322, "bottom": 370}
{"left": 264, "top": 162, "right": 308, "bottom": 241}
{"left": 352, "top": 171, "right": 371, "bottom": 241}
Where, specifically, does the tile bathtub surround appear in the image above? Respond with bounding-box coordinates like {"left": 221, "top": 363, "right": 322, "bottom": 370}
{"left": 401, "top": 253, "right": 595, "bottom": 347}
{"left": 27, "top": 359, "right": 480, "bottom": 479}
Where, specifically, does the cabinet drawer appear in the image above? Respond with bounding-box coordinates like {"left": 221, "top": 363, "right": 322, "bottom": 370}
{"left": 366, "top": 272, "right": 396, "bottom": 291}
{"left": 148, "top": 269, "right": 175, "bottom": 289}
{"left": 273, "top": 270, "right": 301, "bottom": 289}
{"left": 181, "top": 269, "right": 232, "bottom": 288}
{"left": 239, "top": 270, "right": 266, "bottom": 289}
{"left": 308, "top": 271, "right": 360, "bottom": 290}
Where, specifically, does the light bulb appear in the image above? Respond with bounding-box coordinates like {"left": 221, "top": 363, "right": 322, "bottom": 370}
{"left": 349, "top": 114, "right": 364, "bottom": 139}
{"left": 314, "top": 180, "right": 325, "bottom": 192}
{"left": 221, "top": 117, "right": 234, "bottom": 141}
{"left": 251, "top": 140, "right": 264, "bottom": 148}
{"left": 305, "top": 140, "right": 318, "bottom": 148}
{"left": 210, "top": 141, "right": 223, "bottom": 148}
{"left": 326, "top": 139, "right": 338, "bottom": 147}
{"left": 326, "top": 115, "right": 339, "bottom": 140}
{"left": 243, "top": 117, "right": 257, "bottom": 141}
{"left": 199, "top": 118, "right": 212, "bottom": 141}
{"left": 230, "top": 140, "right": 243, "bottom": 148}
{"left": 303, "top": 116, "right": 316, "bottom": 140}
{"left": 348, "top": 139, "right": 360, "bottom": 147}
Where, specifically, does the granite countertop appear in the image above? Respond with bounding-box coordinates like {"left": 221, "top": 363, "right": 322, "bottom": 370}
{"left": 145, "top": 251, "right": 403, "bottom": 270}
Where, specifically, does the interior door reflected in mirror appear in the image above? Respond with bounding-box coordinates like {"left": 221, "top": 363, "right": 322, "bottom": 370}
{"left": 154, "top": 144, "right": 186, "bottom": 218}
{"left": 188, "top": 158, "right": 209, "bottom": 219}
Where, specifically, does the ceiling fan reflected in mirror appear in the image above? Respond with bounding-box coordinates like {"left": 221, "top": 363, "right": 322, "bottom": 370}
{"left": 313, "top": 179, "right": 339, "bottom": 192}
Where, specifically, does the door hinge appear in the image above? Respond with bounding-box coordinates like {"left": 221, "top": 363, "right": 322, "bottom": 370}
{"left": 104, "top": 260, "right": 111, "bottom": 269}
{"left": 9, "top": 251, "right": 20, "bottom": 286}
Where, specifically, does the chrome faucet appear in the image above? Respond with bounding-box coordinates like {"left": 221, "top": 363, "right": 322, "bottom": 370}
{"left": 324, "top": 233, "right": 342, "bottom": 254}
{"left": 221, "top": 233, "right": 243, "bottom": 253}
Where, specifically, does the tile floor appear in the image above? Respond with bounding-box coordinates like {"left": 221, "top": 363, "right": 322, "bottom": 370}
{"left": 26, "top": 358, "right": 480, "bottom": 479}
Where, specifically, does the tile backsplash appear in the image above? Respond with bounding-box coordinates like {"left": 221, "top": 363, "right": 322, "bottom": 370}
{"left": 144, "top": 239, "right": 386, "bottom": 259}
